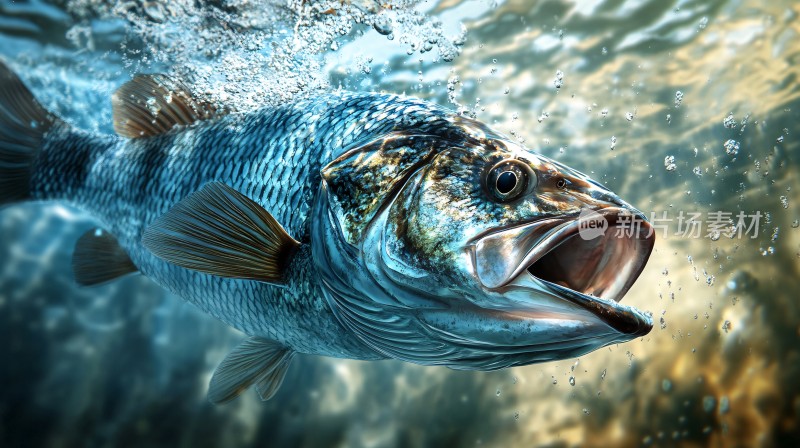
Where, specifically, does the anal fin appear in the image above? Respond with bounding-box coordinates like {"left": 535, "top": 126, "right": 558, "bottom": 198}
{"left": 72, "top": 228, "right": 138, "bottom": 286}
{"left": 208, "top": 337, "right": 294, "bottom": 404}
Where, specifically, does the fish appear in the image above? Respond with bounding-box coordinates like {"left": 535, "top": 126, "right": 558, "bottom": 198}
{"left": 0, "top": 60, "right": 655, "bottom": 404}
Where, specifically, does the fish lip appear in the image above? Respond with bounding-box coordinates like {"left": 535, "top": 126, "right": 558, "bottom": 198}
{"left": 469, "top": 206, "right": 655, "bottom": 336}
{"left": 532, "top": 276, "right": 653, "bottom": 336}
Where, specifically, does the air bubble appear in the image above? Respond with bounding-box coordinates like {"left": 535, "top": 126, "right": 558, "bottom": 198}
{"left": 664, "top": 155, "right": 676, "bottom": 171}
{"left": 723, "top": 139, "right": 739, "bottom": 155}
{"left": 553, "top": 70, "right": 564, "bottom": 89}
{"left": 674, "top": 91, "right": 684, "bottom": 108}
{"left": 723, "top": 113, "right": 736, "bottom": 129}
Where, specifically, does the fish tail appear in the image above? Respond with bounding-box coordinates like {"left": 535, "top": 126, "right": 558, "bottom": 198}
{"left": 0, "top": 60, "right": 61, "bottom": 206}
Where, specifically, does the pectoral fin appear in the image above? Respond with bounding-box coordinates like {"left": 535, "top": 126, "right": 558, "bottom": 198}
{"left": 208, "top": 337, "right": 294, "bottom": 404}
{"left": 72, "top": 228, "right": 138, "bottom": 286}
{"left": 142, "top": 182, "right": 300, "bottom": 284}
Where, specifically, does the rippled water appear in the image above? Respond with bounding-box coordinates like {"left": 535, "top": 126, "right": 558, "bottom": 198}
{"left": 1, "top": 1, "right": 798, "bottom": 447}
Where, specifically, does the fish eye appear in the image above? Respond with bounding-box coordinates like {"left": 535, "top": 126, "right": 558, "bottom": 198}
{"left": 556, "top": 178, "right": 567, "bottom": 189}
{"left": 487, "top": 159, "right": 535, "bottom": 202}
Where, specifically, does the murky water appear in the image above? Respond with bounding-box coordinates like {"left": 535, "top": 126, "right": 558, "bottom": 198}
{"left": 1, "top": 1, "right": 798, "bottom": 447}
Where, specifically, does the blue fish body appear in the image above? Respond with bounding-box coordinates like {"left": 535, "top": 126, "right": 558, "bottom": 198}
{"left": 1, "top": 63, "right": 655, "bottom": 403}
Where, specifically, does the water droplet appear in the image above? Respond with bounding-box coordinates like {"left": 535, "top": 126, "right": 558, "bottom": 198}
{"left": 723, "top": 139, "right": 740, "bottom": 155}
{"left": 496, "top": 389, "right": 501, "bottom": 396}
{"left": 569, "top": 376, "right": 576, "bottom": 386}
{"left": 776, "top": 135, "right": 784, "bottom": 143}
{"left": 666, "top": 113, "right": 672, "bottom": 123}
{"left": 660, "top": 316, "right": 667, "bottom": 329}
{"left": 583, "top": 408, "right": 590, "bottom": 415}
{"left": 552, "top": 377, "right": 558, "bottom": 385}
{"left": 693, "top": 166, "right": 703, "bottom": 176}
{"left": 726, "top": 270, "right": 757, "bottom": 292}
{"left": 721, "top": 320, "right": 731, "bottom": 333}
{"left": 514, "top": 411, "right": 519, "bottom": 420}
{"left": 698, "top": 16, "right": 709, "bottom": 30}
{"left": 662, "top": 268, "right": 669, "bottom": 275}
{"left": 625, "top": 112, "right": 634, "bottom": 121}
{"left": 143, "top": 1, "right": 166, "bottom": 23}
{"left": 601, "top": 47, "right": 608, "bottom": 55}
{"left": 719, "top": 396, "right": 730, "bottom": 414}
{"left": 662, "top": 379, "right": 672, "bottom": 392}
{"left": 610, "top": 136, "right": 617, "bottom": 150}
{"left": 537, "top": 111, "right": 550, "bottom": 123}
{"left": 553, "top": 70, "right": 564, "bottom": 89}
{"left": 780, "top": 196, "right": 789, "bottom": 209}
{"left": 372, "top": 19, "right": 393, "bottom": 36}
{"left": 330, "top": 41, "right": 339, "bottom": 51}
{"left": 503, "top": 87, "right": 510, "bottom": 94}
{"left": 791, "top": 220, "right": 799, "bottom": 228}
{"left": 674, "top": 91, "right": 684, "bottom": 108}
{"left": 706, "top": 274, "right": 715, "bottom": 286}
{"left": 664, "top": 155, "right": 676, "bottom": 171}
{"left": 600, "top": 369, "right": 606, "bottom": 380}
{"left": 702, "top": 396, "right": 716, "bottom": 413}
{"left": 723, "top": 112, "right": 736, "bottom": 129}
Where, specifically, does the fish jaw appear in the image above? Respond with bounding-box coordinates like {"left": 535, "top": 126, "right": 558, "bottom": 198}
{"left": 463, "top": 206, "right": 655, "bottom": 343}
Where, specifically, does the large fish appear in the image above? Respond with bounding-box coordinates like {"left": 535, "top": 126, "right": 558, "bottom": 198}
{"left": 0, "top": 61, "right": 654, "bottom": 403}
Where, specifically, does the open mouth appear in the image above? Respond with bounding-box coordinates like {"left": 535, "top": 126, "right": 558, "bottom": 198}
{"left": 471, "top": 207, "right": 655, "bottom": 336}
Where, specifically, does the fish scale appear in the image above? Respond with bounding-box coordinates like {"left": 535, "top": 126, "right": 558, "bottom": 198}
{"left": 29, "top": 91, "right": 455, "bottom": 357}
{"left": 2, "top": 63, "right": 656, "bottom": 402}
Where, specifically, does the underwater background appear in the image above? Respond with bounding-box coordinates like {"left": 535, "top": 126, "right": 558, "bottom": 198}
{"left": 0, "top": 0, "right": 798, "bottom": 446}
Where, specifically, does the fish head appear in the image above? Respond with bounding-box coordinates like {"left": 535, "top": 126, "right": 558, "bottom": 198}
{"left": 314, "top": 123, "right": 654, "bottom": 369}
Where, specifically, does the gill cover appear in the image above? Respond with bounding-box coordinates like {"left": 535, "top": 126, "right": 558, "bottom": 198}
{"left": 316, "top": 133, "right": 458, "bottom": 363}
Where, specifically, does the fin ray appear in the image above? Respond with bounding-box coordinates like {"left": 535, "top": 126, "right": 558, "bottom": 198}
{"left": 142, "top": 182, "right": 300, "bottom": 283}
{"left": 208, "top": 338, "right": 293, "bottom": 404}
{"left": 0, "top": 60, "right": 58, "bottom": 205}
{"left": 72, "top": 228, "right": 138, "bottom": 286}
{"left": 112, "top": 74, "right": 221, "bottom": 139}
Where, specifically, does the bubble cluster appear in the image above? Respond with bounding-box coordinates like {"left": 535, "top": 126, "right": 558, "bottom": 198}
{"left": 664, "top": 155, "right": 677, "bottom": 171}
{"left": 553, "top": 70, "right": 564, "bottom": 89}
{"left": 723, "top": 112, "right": 736, "bottom": 128}
{"left": 64, "top": 0, "right": 467, "bottom": 111}
{"left": 674, "top": 90, "right": 684, "bottom": 107}
{"left": 724, "top": 139, "right": 740, "bottom": 155}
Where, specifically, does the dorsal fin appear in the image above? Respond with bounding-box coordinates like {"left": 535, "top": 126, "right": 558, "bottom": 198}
{"left": 208, "top": 337, "right": 294, "bottom": 404}
{"left": 111, "top": 74, "right": 221, "bottom": 138}
{"left": 141, "top": 182, "right": 300, "bottom": 284}
{"left": 72, "top": 228, "right": 138, "bottom": 286}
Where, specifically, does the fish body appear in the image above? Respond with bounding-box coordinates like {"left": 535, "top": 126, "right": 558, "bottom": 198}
{"left": 0, "top": 63, "right": 655, "bottom": 403}
{"left": 37, "top": 90, "right": 439, "bottom": 359}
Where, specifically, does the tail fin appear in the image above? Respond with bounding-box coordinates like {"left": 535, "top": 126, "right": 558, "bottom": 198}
{"left": 0, "top": 60, "right": 58, "bottom": 206}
